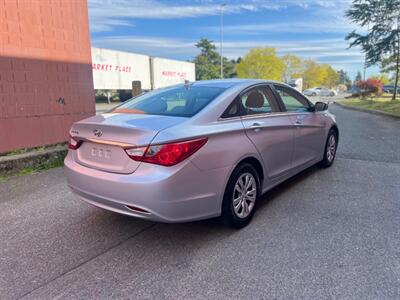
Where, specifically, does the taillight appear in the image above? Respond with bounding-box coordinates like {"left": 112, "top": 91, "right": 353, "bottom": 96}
{"left": 125, "top": 137, "right": 207, "bottom": 166}
{"left": 68, "top": 136, "right": 82, "bottom": 150}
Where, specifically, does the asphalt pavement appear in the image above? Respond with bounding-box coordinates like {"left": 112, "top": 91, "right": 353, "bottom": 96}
{"left": 1, "top": 104, "right": 399, "bottom": 299}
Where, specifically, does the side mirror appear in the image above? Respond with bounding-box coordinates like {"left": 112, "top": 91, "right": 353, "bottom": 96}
{"left": 314, "top": 101, "right": 328, "bottom": 112}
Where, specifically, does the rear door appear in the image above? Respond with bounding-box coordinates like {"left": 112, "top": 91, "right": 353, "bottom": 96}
{"left": 273, "top": 84, "right": 325, "bottom": 169}
{"left": 239, "top": 85, "right": 294, "bottom": 179}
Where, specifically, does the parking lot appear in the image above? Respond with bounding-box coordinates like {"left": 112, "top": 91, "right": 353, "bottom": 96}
{"left": 1, "top": 104, "right": 399, "bottom": 299}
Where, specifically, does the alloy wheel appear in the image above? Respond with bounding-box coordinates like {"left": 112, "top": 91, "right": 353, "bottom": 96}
{"left": 232, "top": 173, "right": 257, "bottom": 219}
{"left": 327, "top": 134, "right": 336, "bottom": 162}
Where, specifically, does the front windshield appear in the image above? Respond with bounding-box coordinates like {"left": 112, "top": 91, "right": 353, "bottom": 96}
{"left": 112, "top": 85, "right": 226, "bottom": 117}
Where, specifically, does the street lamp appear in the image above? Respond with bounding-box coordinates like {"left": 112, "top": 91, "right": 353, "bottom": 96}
{"left": 220, "top": 3, "right": 226, "bottom": 79}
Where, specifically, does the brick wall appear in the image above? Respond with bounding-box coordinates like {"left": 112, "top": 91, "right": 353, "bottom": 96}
{"left": 0, "top": 0, "right": 94, "bottom": 153}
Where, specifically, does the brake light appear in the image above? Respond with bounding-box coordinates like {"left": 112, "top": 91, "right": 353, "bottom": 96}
{"left": 68, "top": 136, "right": 82, "bottom": 150}
{"left": 125, "top": 138, "right": 207, "bottom": 166}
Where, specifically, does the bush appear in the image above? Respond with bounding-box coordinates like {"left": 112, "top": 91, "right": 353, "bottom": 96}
{"left": 355, "top": 79, "right": 382, "bottom": 98}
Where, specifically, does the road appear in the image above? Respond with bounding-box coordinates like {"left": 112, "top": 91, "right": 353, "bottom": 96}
{"left": 1, "top": 105, "right": 399, "bottom": 299}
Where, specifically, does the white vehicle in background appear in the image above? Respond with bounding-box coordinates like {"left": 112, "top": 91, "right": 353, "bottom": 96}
{"left": 303, "top": 87, "right": 337, "bottom": 97}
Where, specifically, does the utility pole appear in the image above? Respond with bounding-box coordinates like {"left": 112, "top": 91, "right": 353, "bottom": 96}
{"left": 220, "top": 3, "right": 226, "bottom": 79}
{"left": 363, "top": 58, "right": 367, "bottom": 81}
{"left": 393, "top": 14, "right": 400, "bottom": 100}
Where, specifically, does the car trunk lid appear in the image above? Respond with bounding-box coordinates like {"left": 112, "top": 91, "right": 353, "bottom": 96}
{"left": 70, "top": 113, "right": 187, "bottom": 174}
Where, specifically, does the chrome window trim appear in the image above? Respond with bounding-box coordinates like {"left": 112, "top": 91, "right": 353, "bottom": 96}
{"left": 219, "top": 83, "right": 282, "bottom": 120}
{"left": 241, "top": 111, "right": 311, "bottom": 120}
{"left": 272, "top": 83, "right": 315, "bottom": 112}
{"left": 239, "top": 84, "right": 280, "bottom": 114}
{"left": 217, "top": 111, "right": 313, "bottom": 122}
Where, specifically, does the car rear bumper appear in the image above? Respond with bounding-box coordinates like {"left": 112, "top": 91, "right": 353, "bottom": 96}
{"left": 64, "top": 152, "right": 229, "bottom": 222}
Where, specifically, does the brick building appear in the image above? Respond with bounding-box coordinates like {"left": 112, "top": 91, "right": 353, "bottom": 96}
{"left": 0, "top": 0, "right": 94, "bottom": 153}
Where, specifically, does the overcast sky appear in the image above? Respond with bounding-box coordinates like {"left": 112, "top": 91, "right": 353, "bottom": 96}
{"left": 88, "top": 0, "right": 379, "bottom": 80}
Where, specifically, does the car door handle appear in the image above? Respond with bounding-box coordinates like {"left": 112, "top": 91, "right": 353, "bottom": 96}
{"left": 250, "top": 122, "right": 262, "bottom": 132}
{"left": 250, "top": 122, "right": 262, "bottom": 128}
{"left": 295, "top": 120, "right": 302, "bottom": 125}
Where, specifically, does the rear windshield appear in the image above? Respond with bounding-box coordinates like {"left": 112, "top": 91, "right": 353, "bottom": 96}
{"left": 112, "top": 85, "right": 226, "bottom": 117}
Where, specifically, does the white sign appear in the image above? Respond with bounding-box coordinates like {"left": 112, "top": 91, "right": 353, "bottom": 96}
{"left": 151, "top": 57, "right": 196, "bottom": 89}
{"left": 91, "top": 48, "right": 151, "bottom": 90}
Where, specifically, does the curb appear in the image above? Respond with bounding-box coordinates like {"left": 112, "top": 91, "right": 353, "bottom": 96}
{"left": 0, "top": 145, "right": 67, "bottom": 176}
{"left": 334, "top": 101, "right": 400, "bottom": 119}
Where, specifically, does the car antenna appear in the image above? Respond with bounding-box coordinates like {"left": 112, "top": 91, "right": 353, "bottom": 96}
{"left": 184, "top": 80, "right": 193, "bottom": 90}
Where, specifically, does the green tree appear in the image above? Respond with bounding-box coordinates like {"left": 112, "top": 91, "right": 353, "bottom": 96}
{"left": 236, "top": 48, "right": 284, "bottom": 80}
{"left": 345, "top": 0, "right": 400, "bottom": 100}
{"left": 355, "top": 71, "right": 362, "bottom": 82}
{"left": 380, "top": 55, "right": 400, "bottom": 86}
{"left": 192, "top": 38, "right": 237, "bottom": 80}
{"left": 337, "top": 69, "right": 352, "bottom": 87}
{"left": 223, "top": 58, "right": 237, "bottom": 78}
{"left": 195, "top": 38, "right": 219, "bottom": 63}
{"left": 193, "top": 39, "right": 220, "bottom": 80}
{"left": 321, "top": 64, "right": 339, "bottom": 88}
{"left": 282, "top": 54, "right": 303, "bottom": 82}
{"left": 301, "top": 60, "right": 328, "bottom": 89}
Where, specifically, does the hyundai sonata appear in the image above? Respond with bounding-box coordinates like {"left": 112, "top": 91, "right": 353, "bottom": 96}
{"left": 65, "top": 79, "right": 338, "bottom": 228}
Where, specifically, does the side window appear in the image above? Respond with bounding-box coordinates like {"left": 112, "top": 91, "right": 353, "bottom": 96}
{"left": 274, "top": 85, "right": 310, "bottom": 112}
{"left": 221, "top": 99, "right": 240, "bottom": 118}
{"left": 241, "top": 87, "right": 276, "bottom": 115}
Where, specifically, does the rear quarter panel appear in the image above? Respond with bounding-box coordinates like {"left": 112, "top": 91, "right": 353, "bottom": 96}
{"left": 153, "top": 118, "right": 263, "bottom": 204}
{"left": 153, "top": 118, "right": 260, "bottom": 171}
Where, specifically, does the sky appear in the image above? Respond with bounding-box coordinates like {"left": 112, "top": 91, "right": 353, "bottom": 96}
{"left": 88, "top": 0, "right": 379, "bottom": 80}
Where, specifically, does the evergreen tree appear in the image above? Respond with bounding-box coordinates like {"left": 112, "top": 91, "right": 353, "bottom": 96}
{"left": 338, "top": 69, "right": 352, "bottom": 88}
{"left": 192, "top": 39, "right": 237, "bottom": 80}
{"left": 193, "top": 39, "right": 220, "bottom": 80}
{"left": 355, "top": 71, "right": 362, "bottom": 82}
{"left": 345, "top": 0, "right": 400, "bottom": 100}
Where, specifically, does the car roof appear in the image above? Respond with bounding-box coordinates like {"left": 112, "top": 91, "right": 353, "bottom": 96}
{"left": 189, "top": 79, "right": 282, "bottom": 89}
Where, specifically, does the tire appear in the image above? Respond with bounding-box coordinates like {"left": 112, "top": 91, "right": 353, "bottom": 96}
{"left": 329, "top": 92, "right": 335, "bottom": 97}
{"left": 221, "top": 163, "right": 260, "bottom": 229}
{"left": 318, "top": 129, "right": 338, "bottom": 168}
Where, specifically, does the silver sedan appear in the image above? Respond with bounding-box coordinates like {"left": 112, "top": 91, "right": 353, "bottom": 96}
{"left": 303, "top": 87, "right": 337, "bottom": 97}
{"left": 65, "top": 79, "right": 338, "bottom": 228}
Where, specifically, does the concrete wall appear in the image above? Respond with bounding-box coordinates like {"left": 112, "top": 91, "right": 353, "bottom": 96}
{"left": 0, "top": 0, "right": 94, "bottom": 153}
